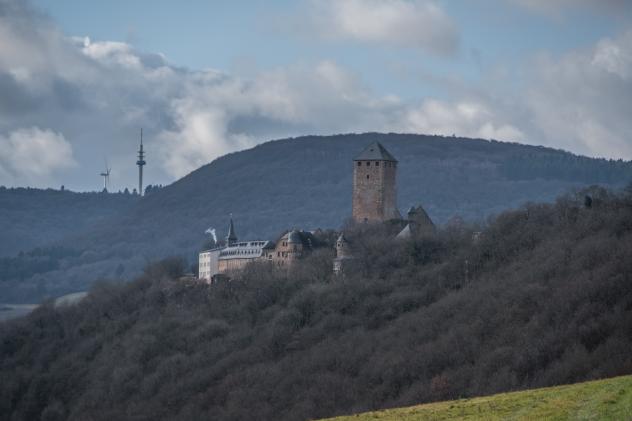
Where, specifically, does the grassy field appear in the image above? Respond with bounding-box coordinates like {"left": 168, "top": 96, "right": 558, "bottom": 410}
{"left": 326, "top": 375, "right": 632, "bottom": 420}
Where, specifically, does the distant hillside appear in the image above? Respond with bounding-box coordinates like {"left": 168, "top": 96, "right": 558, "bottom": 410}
{"left": 326, "top": 375, "right": 632, "bottom": 420}
{"left": 1, "top": 189, "right": 631, "bottom": 420}
{"left": 0, "top": 188, "right": 138, "bottom": 257}
{"left": 2, "top": 133, "right": 632, "bottom": 302}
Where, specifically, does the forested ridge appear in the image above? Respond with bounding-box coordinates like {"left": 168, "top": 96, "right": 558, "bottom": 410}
{"left": 1, "top": 187, "right": 631, "bottom": 421}
{"left": 2, "top": 133, "right": 632, "bottom": 304}
{"left": 0, "top": 187, "right": 137, "bottom": 258}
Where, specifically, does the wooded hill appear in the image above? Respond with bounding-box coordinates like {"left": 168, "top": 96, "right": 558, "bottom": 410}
{"left": 1, "top": 187, "right": 631, "bottom": 420}
{"left": 2, "top": 133, "right": 632, "bottom": 303}
{"left": 0, "top": 187, "right": 137, "bottom": 257}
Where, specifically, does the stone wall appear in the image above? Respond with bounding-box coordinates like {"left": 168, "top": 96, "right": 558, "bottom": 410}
{"left": 352, "top": 159, "right": 398, "bottom": 222}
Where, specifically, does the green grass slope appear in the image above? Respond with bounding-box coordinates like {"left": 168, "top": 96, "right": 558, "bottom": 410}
{"left": 326, "top": 375, "right": 632, "bottom": 420}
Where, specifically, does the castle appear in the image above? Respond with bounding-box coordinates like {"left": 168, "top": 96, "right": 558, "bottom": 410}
{"left": 335, "top": 142, "right": 435, "bottom": 274}
{"left": 199, "top": 141, "right": 433, "bottom": 280}
{"left": 198, "top": 217, "right": 316, "bottom": 282}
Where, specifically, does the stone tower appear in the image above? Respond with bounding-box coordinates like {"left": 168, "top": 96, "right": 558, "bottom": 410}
{"left": 352, "top": 142, "right": 400, "bottom": 223}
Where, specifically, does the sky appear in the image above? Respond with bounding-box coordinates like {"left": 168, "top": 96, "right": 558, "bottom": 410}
{"left": 1, "top": 0, "right": 631, "bottom": 191}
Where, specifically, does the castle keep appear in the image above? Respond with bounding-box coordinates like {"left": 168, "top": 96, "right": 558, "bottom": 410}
{"left": 352, "top": 142, "right": 401, "bottom": 223}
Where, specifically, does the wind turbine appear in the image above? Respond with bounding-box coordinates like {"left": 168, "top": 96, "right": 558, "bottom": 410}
{"left": 100, "top": 159, "right": 111, "bottom": 192}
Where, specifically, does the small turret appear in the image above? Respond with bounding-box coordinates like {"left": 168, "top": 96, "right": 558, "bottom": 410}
{"left": 226, "top": 216, "right": 238, "bottom": 246}
{"left": 335, "top": 233, "right": 351, "bottom": 259}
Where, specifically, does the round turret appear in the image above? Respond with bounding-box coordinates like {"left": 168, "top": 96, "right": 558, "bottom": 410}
{"left": 336, "top": 233, "right": 351, "bottom": 259}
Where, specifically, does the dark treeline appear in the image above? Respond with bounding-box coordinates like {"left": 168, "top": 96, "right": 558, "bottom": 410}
{"left": 0, "top": 247, "right": 79, "bottom": 282}
{"left": 0, "top": 187, "right": 138, "bottom": 258}
{"left": 1, "top": 187, "right": 632, "bottom": 420}
{"left": 498, "top": 152, "right": 632, "bottom": 183}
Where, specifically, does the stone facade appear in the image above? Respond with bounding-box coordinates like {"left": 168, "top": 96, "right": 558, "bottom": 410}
{"left": 264, "top": 230, "right": 315, "bottom": 268}
{"left": 217, "top": 240, "right": 272, "bottom": 273}
{"left": 352, "top": 142, "right": 400, "bottom": 223}
{"left": 198, "top": 220, "right": 314, "bottom": 281}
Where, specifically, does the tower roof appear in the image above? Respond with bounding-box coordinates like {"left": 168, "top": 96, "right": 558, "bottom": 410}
{"left": 354, "top": 141, "right": 397, "bottom": 162}
{"left": 226, "top": 217, "right": 238, "bottom": 243}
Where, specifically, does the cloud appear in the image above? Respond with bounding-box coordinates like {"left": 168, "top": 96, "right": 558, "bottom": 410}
{"left": 402, "top": 99, "right": 525, "bottom": 141}
{"left": 524, "top": 30, "right": 632, "bottom": 159}
{"left": 0, "top": 127, "right": 76, "bottom": 186}
{"left": 304, "top": 0, "right": 458, "bottom": 55}
{"left": 0, "top": 0, "right": 630, "bottom": 189}
{"left": 156, "top": 61, "right": 405, "bottom": 177}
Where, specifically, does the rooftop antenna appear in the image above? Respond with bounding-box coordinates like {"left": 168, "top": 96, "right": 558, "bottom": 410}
{"left": 136, "top": 128, "right": 146, "bottom": 196}
{"left": 100, "top": 158, "right": 111, "bottom": 192}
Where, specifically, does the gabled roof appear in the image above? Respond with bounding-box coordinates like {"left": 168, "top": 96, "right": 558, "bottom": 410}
{"left": 354, "top": 141, "right": 397, "bottom": 162}
{"left": 407, "top": 204, "right": 434, "bottom": 227}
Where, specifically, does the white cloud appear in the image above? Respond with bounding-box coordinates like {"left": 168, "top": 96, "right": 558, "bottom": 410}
{"left": 525, "top": 30, "right": 632, "bottom": 159}
{"left": 306, "top": 0, "right": 458, "bottom": 55}
{"left": 0, "top": 127, "right": 76, "bottom": 186}
{"left": 0, "top": 0, "right": 630, "bottom": 189}
{"left": 592, "top": 36, "right": 632, "bottom": 80}
{"left": 156, "top": 61, "right": 403, "bottom": 178}
{"left": 401, "top": 99, "right": 524, "bottom": 141}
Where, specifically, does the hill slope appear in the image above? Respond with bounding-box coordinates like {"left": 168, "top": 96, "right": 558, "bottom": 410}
{"left": 326, "top": 375, "right": 632, "bottom": 420}
{"left": 1, "top": 189, "right": 631, "bottom": 420}
{"left": 3, "top": 133, "right": 632, "bottom": 302}
{"left": 0, "top": 188, "right": 138, "bottom": 257}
